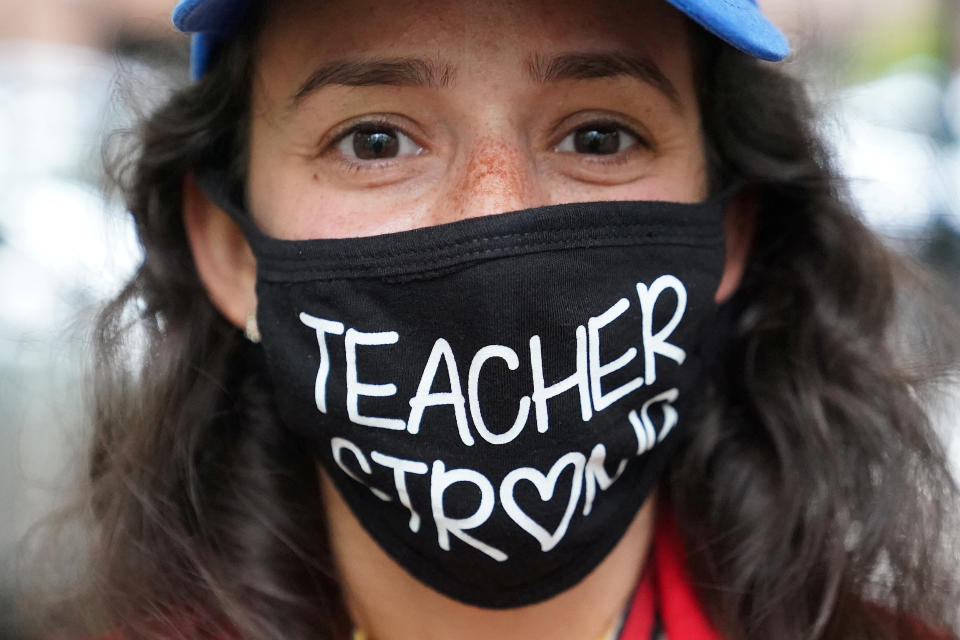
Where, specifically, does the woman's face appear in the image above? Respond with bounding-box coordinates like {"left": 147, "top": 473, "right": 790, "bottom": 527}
{"left": 185, "top": 0, "right": 750, "bottom": 329}
{"left": 245, "top": 0, "right": 708, "bottom": 240}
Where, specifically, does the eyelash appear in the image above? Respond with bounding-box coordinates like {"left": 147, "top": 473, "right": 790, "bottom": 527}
{"left": 325, "top": 117, "right": 424, "bottom": 171}
{"left": 322, "top": 116, "right": 651, "bottom": 170}
{"left": 552, "top": 118, "right": 651, "bottom": 163}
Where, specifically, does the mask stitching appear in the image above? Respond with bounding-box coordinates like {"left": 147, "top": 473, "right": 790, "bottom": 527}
{"left": 249, "top": 217, "right": 723, "bottom": 262}
{"left": 256, "top": 236, "right": 725, "bottom": 283}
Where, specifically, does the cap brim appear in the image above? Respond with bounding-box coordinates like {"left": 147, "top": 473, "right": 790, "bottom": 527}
{"left": 666, "top": 0, "right": 789, "bottom": 61}
{"left": 173, "top": 0, "right": 251, "bottom": 33}
{"left": 174, "top": 0, "right": 789, "bottom": 78}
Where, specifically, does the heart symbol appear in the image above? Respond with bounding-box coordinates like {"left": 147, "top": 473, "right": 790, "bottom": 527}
{"left": 500, "top": 452, "right": 586, "bottom": 552}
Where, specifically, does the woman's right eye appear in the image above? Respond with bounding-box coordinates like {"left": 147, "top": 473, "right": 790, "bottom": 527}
{"left": 334, "top": 124, "right": 423, "bottom": 161}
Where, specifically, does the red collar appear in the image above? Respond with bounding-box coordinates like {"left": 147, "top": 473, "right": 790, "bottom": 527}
{"left": 618, "top": 511, "right": 724, "bottom": 640}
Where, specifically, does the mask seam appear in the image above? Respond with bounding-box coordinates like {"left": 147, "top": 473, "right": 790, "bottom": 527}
{"left": 256, "top": 235, "right": 725, "bottom": 283}
{"left": 249, "top": 219, "right": 723, "bottom": 263}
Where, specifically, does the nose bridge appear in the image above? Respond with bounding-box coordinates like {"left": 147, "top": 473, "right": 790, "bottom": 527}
{"left": 443, "top": 135, "right": 543, "bottom": 222}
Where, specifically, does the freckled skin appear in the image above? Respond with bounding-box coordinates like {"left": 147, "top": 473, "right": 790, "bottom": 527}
{"left": 449, "top": 138, "right": 539, "bottom": 221}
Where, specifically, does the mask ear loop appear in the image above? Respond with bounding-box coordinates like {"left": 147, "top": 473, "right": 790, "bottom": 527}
{"left": 193, "top": 168, "right": 266, "bottom": 344}
{"left": 193, "top": 167, "right": 273, "bottom": 252}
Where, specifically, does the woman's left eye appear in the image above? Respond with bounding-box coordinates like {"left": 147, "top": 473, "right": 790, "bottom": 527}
{"left": 334, "top": 124, "right": 422, "bottom": 161}
{"left": 555, "top": 124, "right": 641, "bottom": 155}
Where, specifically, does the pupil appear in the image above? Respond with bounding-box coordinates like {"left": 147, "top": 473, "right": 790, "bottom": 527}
{"left": 574, "top": 128, "right": 619, "bottom": 155}
{"left": 353, "top": 129, "right": 399, "bottom": 159}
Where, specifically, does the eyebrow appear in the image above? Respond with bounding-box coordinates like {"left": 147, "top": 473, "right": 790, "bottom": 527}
{"left": 290, "top": 57, "right": 455, "bottom": 107}
{"left": 525, "top": 51, "right": 682, "bottom": 110}
{"left": 288, "top": 51, "right": 682, "bottom": 111}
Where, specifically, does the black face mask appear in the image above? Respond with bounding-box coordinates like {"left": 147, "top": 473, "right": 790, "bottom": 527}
{"left": 197, "top": 170, "right": 727, "bottom": 609}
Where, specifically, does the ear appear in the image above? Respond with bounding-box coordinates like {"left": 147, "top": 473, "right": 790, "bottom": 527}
{"left": 182, "top": 173, "right": 257, "bottom": 329}
{"left": 714, "top": 189, "right": 757, "bottom": 303}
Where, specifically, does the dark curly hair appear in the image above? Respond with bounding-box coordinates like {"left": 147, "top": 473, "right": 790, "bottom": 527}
{"left": 40, "top": 3, "right": 960, "bottom": 639}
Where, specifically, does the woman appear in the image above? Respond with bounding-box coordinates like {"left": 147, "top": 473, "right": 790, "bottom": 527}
{"left": 74, "top": 0, "right": 959, "bottom": 638}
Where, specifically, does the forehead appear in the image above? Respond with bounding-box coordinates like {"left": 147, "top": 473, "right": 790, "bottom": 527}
{"left": 252, "top": 0, "right": 698, "bottom": 103}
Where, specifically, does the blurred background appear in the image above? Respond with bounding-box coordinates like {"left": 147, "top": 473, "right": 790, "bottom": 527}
{"left": 0, "top": 0, "right": 958, "bottom": 637}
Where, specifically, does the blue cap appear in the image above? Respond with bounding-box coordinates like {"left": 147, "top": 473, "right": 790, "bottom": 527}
{"left": 173, "top": 0, "right": 789, "bottom": 79}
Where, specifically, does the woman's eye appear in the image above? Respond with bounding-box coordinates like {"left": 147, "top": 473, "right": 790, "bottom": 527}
{"left": 555, "top": 125, "right": 640, "bottom": 155}
{"left": 335, "top": 125, "right": 422, "bottom": 161}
